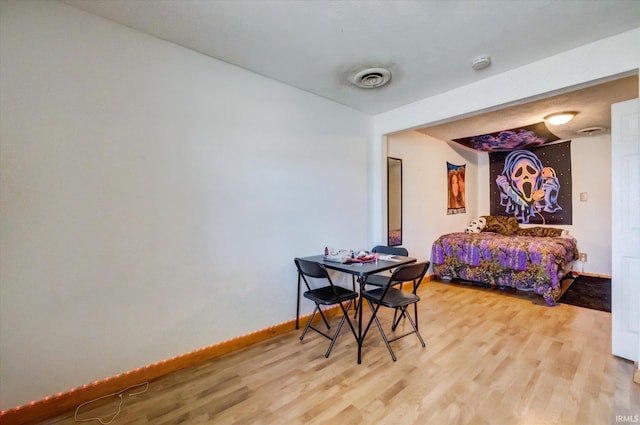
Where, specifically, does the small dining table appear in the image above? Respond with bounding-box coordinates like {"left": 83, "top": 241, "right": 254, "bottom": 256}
{"left": 295, "top": 254, "right": 417, "bottom": 363}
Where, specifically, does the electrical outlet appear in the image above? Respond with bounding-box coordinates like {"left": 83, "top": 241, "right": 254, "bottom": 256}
{"left": 579, "top": 252, "right": 587, "bottom": 262}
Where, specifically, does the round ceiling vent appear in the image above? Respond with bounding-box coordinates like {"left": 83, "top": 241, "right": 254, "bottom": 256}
{"left": 471, "top": 55, "right": 492, "bottom": 71}
{"left": 576, "top": 126, "right": 606, "bottom": 136}
{"left": 350, "top": 68, "right": 392, "bottom": 89}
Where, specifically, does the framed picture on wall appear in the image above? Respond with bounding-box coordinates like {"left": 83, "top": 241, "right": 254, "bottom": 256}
{"left": 447, "top": 162, "right": 466, "bottom": 215}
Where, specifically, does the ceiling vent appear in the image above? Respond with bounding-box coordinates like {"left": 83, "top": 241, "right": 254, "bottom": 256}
{"left": 576, "top": 126, "right": 606, "bottom": 136}
{"left": 471, "top": 55, "right": 492, "bottom": 71}
{"left": 350, "top": 68, "right": 392, "bottom": 89}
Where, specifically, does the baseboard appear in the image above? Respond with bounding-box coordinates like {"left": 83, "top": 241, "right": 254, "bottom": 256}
{"left": 574, "top": 272, "right": 612, "bottom": 279}
{"left": 0, "top": 307, "right": 343, "bottom": 425}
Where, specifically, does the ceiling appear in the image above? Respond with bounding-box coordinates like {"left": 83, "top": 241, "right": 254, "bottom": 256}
{"left": 62, "top": 0, "right": 640, "bottom": 141}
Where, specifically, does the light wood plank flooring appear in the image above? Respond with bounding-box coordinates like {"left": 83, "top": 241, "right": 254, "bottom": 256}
{"left": 40, "top": 280, "right": 639, "bottom": 425}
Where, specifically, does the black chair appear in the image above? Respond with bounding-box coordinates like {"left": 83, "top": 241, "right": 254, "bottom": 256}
{"left": 295, "top": 258, "right": 358, "bottom": 358}
{"left": 352, "top": 245, "right": 409, "bottom": 318}
{"left": 371, "top": 245, "right": 409, "bottom": 256}
{"left": 365, "top": 245, "right": 409, "bottom": 287}
{"left": 361, "top": 261, "right": 430, "bottom": 361}
{"left": 369, "top": 246, "right": 420, "bottom": 327}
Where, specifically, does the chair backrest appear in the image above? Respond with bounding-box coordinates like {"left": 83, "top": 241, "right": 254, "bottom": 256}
{"left": 295, "top": 258, "right": 338, "bottom": 293}
{"left": 371, "top": 245, "right": 409, "bottom": 256}
{"left": 388, "top": 261, "right": 430, "bottom": 291}
{"left": 295, "top": 258, "right": 329, "bottom": 279}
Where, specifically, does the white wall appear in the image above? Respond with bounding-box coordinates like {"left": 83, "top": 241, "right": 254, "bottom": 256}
{"left": 0, "top": 1, "right": 371, "bottom": 409}
{"left": 386, "top": 132, "right": 479, "bottom": 264}
{"left": 569, "top": 134, "right": 612, "bottom": 275}
{"left": 389, "top": 132, "right": 612, "bottom": 275}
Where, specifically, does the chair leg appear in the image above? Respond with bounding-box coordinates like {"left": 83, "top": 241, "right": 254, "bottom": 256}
{"left": 391, "top": 308, "right": 405, "bottom": 331}
{"left": 300, "top": 305, "right": 319, "bottom": 340}
{"left": 325, "top": 300, "right": 355, "bottom": 358}
{"left": 300, "top": 304, "right": 333, "bottom": 341}
{"left": 403, "top": 306, "right": 426, "bottom": 347}
{"left": 390, "top": 303, "right": 419, "bottom": 332}
{"left": 353, "top": 297, "right": 359, "bottom": 319}
{"left": 318, "top": 307, "right": 331, "bottom": 329}
{"left": 367, "top": 302, "right": 397, "bottom": 361}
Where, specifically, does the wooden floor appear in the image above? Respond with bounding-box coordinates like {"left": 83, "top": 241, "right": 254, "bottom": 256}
{"left": 40, "top": 280, "right": 639, "bottom": 425}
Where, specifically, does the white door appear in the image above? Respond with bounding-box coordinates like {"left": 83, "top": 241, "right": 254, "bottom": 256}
{"left": 611, "top": 98, "right": 640, "bottom": 362}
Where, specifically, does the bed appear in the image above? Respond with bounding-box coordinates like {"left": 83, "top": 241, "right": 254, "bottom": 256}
{"left": 431, "top": 216, "right": 579, "bottom": 305}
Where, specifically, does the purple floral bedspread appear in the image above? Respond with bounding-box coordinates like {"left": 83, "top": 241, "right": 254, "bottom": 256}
{"left": 431, "top": 232, "right": 578, "bottom": 305}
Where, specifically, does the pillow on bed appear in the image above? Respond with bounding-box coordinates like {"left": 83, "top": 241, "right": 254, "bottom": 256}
{"left": 515, "top": 226, "right": 564, "bottom": 237}
{"left": 464, "top": 217, "right": 487, "bottom": 233}
{"left": 481, "top": 215, "right": 519, "bottom": 235}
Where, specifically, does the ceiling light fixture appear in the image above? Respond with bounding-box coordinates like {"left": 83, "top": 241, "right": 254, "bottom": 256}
{"left": 350, "top": 68, "right": 391, "bottom": 89}
{"left": 544, "top": 111, "right": 577, "bottom": 125}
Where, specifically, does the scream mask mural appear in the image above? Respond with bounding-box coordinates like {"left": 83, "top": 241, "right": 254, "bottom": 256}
{"left": 489, "top": 142, "right": 572, "bottom": 225}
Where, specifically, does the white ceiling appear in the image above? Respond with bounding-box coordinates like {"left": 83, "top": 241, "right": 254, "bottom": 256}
{"left": 62, "top": 0, "right": 640, "bottom": 140}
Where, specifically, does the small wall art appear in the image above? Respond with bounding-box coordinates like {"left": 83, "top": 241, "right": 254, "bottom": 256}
{"left": 447, "top": 162, "right": 466, "bottom": 215}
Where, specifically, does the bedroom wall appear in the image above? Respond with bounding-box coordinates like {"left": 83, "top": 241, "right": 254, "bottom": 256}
{"left": 0, "top": 0, "right": 372, "bottom": 409}
{"left": 391, "top": 132, "right": 612, "bottom": 276}
{"left": 568, "top": 134, "right": 612, "bottom": 275}
{"left": 386, "top": 131, "right": 479, "bottom": 264}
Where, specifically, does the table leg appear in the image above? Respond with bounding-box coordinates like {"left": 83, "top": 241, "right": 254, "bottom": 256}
{"left": 296, "top": 272, "right": 301, "bottom": 329}
{"left": 357, "top": 275, "right": 366, "bottom": 364}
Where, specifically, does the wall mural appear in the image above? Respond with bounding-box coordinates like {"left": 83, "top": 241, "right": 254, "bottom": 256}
{"left": 489, "top": 142, "right": 572, "bottom": 225}
{"left": 453, "top": 122, "right": 560, "bottom": 152}
{"left": 447, "top": 162, "right": 466, "bottom": 215}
